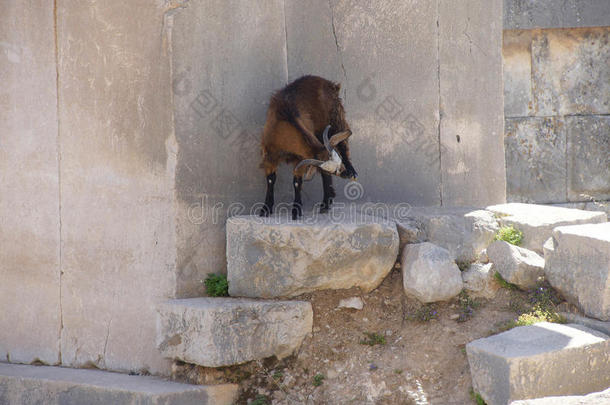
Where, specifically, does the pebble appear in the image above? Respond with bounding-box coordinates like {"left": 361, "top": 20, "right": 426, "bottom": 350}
{"left": 337, "top": 297, "right": 364, "bottom": 310}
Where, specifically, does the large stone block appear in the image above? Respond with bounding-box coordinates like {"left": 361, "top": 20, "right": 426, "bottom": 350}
{"left": 567, "top": 115, "right": 610, "bottom": 202}
{"left": 0, "top": 363, "right": 238, "bottom": 405}
{"left": 170, "top": 0, "right": 288, "bottom": 296}
{"left": 56, "top": 0, "right": 176, "bottom": 374}
{"left": 531, "top": 28, "right": 610, "bottom": 116}
{"left": 487, "top": 240, "right": 545, "bottom": 289}
{"left": 439, "top": 0, "right": 506, "bottom": 206}
{"left": 391, "top": 207, "right": 499, "bottom": 264}
{"left": 157, "top": 298, "right": 313, "bottom": 367}
{"left": 467, "top": 322, "right": 610, "bottom": 405}
{"left": 226, "top": 213, "right": 399, "bottom": 298}
{"left": 487, "top": 203, "right": 607, "bottom": 252}
{"left": 401, "top": 242, "right": 463, "bottom": 303}
{"left": 0, "top": 2, "right": 61, "bottom": 365}
{"left": 504, "top": 0, "right": 610, "bottom": 31}
{"left": 285, "top": 0, "right": 442, "bottom": 206}
{"left": 504, "top": 117, "right": 567, "bottom": 203}
{"left": 544, "top": 222, "right": 610, "bottom": 321}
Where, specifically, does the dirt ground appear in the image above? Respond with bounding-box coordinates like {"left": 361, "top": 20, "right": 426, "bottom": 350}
{"left": 171, "top": 267, "right": 562, "bottom": 405}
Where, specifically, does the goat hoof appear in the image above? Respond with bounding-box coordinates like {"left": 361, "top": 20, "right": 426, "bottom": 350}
{"left": 291, "top": 207, "right": 302, "bottom": 220}
{"left": 258, "top": 206, "right": 272, "bottom": 217}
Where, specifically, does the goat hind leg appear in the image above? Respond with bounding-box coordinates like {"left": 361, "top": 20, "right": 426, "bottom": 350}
{"left": 259, "top": 161, "right": 278, "bottom": 217}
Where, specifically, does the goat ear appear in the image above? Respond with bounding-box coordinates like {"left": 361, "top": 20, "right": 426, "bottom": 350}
{"left": 329, "top": 130, "right": 352, "bottom": 147}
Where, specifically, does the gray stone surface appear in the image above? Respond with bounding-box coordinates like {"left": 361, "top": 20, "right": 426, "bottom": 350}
{"left": 0, "top": 362, "right": 238, "bottom": 405}
{"left": 338, "top": 297, "right": 364, "bottom": 310}
{"left": 510, "top": 388, "right": 610, "bottom": 405}
{"left": 439, "top": 0, "right": 506, "bottom": 206}
{"left": 226, "top": 212, "right": 399, "bottom": 298}
{"left": 550, "top": 201, "right": 610, "bottom": 216}
{"left": 401, "top": 242, "right": 463, "bottom": 303}
{"left": 560, "top": 312, "right": 610, "bottom": 336}
{"left": 487, "top": 240, "right": 545, "bottom": 289}
{"left": 462, "top": 263, "right": 499, "bottom": 299}
{"left": 544, "top": 222, "right": 610, "bottom": 321}
{"left": 504, "top": 0, "right": 610, "bottom": 29}
{"left": 567, "top": 116, "right": 610, "bottom": 202}
{"left": 505, "top": 117, "right": 567, "bottom": 203}
{"left": 503, "top": 30, "right": 534, "bottom": 117}
{"left": 532, "top": 28, "right": 610, "bottom": 117}
{"left": 467, "top": 322, "right": 610, "bottom": 405}
{"left": 56, "top": 0, "right": 176, "bottom": 374}
{"left": 487, "top": 203, "right": 607, "bottom": 252}
{"left": 0, "top": 2, "right": 61, "bottom": 366}
{"left": 170, "top": 0, "right": 288, "bottom": 297}
{"left": 157, "top": 298, "right": 313, "bottom": 367}
{"left": 390, "top": 206, "right": 499, "bottom": 264}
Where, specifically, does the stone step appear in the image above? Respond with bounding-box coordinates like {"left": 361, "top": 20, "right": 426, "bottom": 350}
{"left": 386, "top": 206, "right": 499, "bottom": 264}
{"left": 466, "top": 322, "right": 610, "bottom": 405}
{"left": 226, "top": 211, "right": 398, "bottom": 298}
{"left": 544, "top": 222, "right": 610, "bottom": 321}
{"left": 157, "top": 298, "right": 312, "bottom": 367}
{"left": 510, "top": 388, "right": 610, "bottom": 405}
{"left": 487, "top": 203, "right": 607, "bottom": 252}
{"left": 0, "top": 362, "right": 238, "bottom": 405}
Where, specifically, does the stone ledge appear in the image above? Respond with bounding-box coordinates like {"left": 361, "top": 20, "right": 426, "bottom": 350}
{"left": 157, "top": 298, "right": 313, "bottom": 367}
{"left": 0, "top": 362, "right": 238, "bottom": 405}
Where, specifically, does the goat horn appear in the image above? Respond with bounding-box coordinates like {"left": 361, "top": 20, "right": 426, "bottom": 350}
{"left": 295, "top": 158, "right": 326, "bottom": 171}
{"left": 328, "top": 130, "right": 352, "bottom": 147}
{"left": 322, "top": 125, "right": 333, "bottom": 153}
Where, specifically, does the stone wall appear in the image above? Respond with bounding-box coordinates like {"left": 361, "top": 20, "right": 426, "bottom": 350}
{"left": 1, "top": 0, "right": 506, "bottom": 375}
{"left": 503, "top": 26, "right": 609, "bottom": 203}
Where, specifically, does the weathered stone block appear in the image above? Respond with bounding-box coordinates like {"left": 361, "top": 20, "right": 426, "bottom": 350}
{"left": 532, "top": 28, "right": 610, "bottom": 116}
{"left": 439, "top": 0, "right": 506, "bottom": 206}
{"left": 504, "top": 117, "right": 567, "bottom": 203}
{"left": 157, "top": 298, "right": 313, "bottom": 367}
{"left": 0, "top": 363, "right": 238, "bottom": 405}
{"left": 510, "top": 388, "right": 610, "bottom": 405}
{"left": 503, "top": 30, "right": 534, "bottom": 117}
{"left": 226, "top": 213, "right": 399, "bottom": 298}
{"left": 0, "top": 1, "right": 61, "bottom": 366}
{"left": 503, "top": 0, "right": 610, "bottom": 29}
{"left": 402, "top": 242, "right": 463, "bottom": 303}
{"left": 487, "top": 203, "right": 607, "bottom": 252}
{"left": 567, "top": 115, "right": 610, "bottom": 201}
{"left": 462, "top": 263, "right": 498, "bottom": 299}
{"left": 560, "top": 312, "right": 610, "bottom": 337}
{"left": 544, "top": 222, "right": 610, "bottom": 321}
{"left": 467, "top": 322, "right": 610, "bottom": 405}
{"left": 390, "top": 206, "right": 499, "bottom": 264}
{"left": 487, "top": 240, "right": 545, "bottom": 289}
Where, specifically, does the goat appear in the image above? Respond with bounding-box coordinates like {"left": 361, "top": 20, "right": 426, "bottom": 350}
{"left": 259, "top": 75, "right": 358, "bottom": 220}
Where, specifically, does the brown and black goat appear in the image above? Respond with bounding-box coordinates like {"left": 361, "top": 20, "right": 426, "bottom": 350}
{"left": 259, "top": 75, "right": 358, "bottom": 220}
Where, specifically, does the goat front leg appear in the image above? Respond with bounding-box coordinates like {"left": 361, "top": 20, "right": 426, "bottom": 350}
{"left": 259, "top": 171, "right": 276, "bottom": 217}
{"left": 292, "top": 175, "right": 303, "bottom": 220}
{"left": 320, "top": 172, "right": 335, "bottom": 213}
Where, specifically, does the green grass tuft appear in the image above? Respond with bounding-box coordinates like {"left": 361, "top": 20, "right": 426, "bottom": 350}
{"left": 251, "top": 394, "right": 269, "bottom": 405}
{"left": 359, "top": 332, "right": 386, "bottom": 346}
{"left": 204, "top": 274, "right": 229, "bottom": 297}
{"left": 313, "top": 373, "right": 325, "bottom": 387}
{"left": 494, "top": 272, "right": 518, "bottom": 290}
{"left": 406, "top": 305, "right": 438, "bottom": 322}
{"left": 469, "top": 388, "right": 487, "bottom": 405}
{"left": 494, "top": 225, "right": 523, "bottom": 246}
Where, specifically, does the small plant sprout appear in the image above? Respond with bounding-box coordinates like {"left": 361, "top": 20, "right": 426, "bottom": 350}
{"left": 313, "top": 373, "right": 325, "bottom": 387}
{"left": 204, "top": 273, "right": 229, "bottom": 297}
{"left": 494, "top": 272, "right": 518, "bottom": 290}
{"left": 359, "top": 332, "right": 386, "bottom": 346}
{"left": 494, "top": 225, "right": 523, "bottom": 246}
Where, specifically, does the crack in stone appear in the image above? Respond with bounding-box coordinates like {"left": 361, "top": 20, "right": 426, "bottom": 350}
{"left": 328, "top": 0, "right": 348, "bottom": 101}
